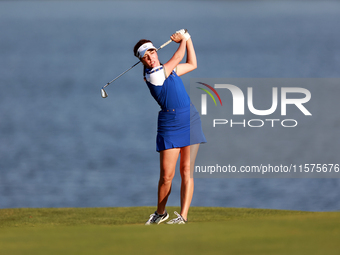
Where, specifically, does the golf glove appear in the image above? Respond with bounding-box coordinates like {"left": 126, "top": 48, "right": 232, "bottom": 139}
{"left": 176, "top": 29, "right": 191, "bottom": 41}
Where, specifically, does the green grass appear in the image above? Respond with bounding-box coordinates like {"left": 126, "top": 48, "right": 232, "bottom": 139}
{"left": 1, "top": 207, "right": 339, "bottom": 254}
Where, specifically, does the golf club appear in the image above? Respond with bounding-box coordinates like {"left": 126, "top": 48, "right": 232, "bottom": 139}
{"left": 101, "top": 38, "right": 173, "bottom": 98}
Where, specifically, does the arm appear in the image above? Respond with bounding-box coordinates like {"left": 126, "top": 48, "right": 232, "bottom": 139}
{"left": 176, "top": 37, "right": 197, "bottom": 76}
{"left": 163, "top": 33, "right": 187, "bottom": 78}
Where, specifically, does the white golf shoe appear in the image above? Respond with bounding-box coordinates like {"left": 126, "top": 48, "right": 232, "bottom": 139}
{"left": 145, "top": 210, "right": 169, "bottom": 225}
{"left": 166, "top": 211, "right": 187, "bottom": 224}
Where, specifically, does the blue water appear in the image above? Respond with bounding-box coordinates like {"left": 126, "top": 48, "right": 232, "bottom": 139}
{"left": 1, "top": 1, "right": 340, "bottom": 211}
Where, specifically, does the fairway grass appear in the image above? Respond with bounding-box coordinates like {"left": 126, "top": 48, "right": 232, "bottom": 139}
{"left": 1, "top": 207, "right": 339, "bottom": 254}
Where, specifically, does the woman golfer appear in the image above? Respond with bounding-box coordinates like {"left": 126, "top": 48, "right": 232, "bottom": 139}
{"left": 134, "top": 29, "right": 206, "bottom": 224}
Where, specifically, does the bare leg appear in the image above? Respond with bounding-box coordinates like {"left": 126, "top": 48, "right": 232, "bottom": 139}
{"left": 179, "top": 144, "right": 200, "bottom": 220}
{"left": 157, "top": 148, "right": 180, "bottom": 215}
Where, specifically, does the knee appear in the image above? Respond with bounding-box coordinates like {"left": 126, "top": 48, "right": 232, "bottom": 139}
{"left": 159, "top": 173, "right": 174, "bottom": 185}
{"left": 180, "top": 165, "right": 191, "bottom": 180}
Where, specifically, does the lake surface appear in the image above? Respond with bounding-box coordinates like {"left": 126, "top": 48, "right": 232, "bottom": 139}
{"left": 0, "top": 0, "right": 340, "bottom": 211}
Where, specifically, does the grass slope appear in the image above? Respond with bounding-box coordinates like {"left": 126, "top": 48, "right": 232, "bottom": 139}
{"left": 1, "top": 207, "right": 339, "bottom": 255}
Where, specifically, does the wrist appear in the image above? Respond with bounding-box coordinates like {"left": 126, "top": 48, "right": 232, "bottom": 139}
{"left": 183, "top": 32, "right": 191, "bottom": 41}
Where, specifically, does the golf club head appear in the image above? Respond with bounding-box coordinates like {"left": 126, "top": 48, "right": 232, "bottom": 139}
{"left": 101, "top": 88, "right": 108, "bottom": 98}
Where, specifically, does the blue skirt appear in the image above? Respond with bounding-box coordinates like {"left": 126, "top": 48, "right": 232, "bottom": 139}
{"left": 156, "top": 103, "right": 207, "bottom": 152}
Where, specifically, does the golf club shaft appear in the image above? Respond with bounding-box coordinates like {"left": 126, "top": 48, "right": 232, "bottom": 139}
{"left": 103, "top": 61, "right": 140, "bottom": 89}
{"left": 102, "top": 39, "right": 173, "bottom": 89}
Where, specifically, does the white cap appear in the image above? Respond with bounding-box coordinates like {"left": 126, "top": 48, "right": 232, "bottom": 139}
{"left": 136, "top": 42, "right": 157, "bottom": 59}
